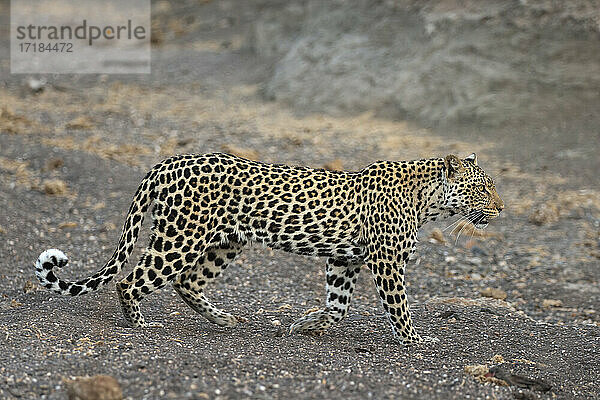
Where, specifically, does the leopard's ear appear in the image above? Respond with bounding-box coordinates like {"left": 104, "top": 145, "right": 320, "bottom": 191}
{"left": 444, "top": 154, "right": 464, "bottom": 179}
{"left": 464, "top": 153, "right": 478, "bottom": 165}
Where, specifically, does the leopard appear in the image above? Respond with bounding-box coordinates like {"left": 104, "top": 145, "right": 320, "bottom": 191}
{"left": 35, "top": 152, "right": 503, "bottom": 344}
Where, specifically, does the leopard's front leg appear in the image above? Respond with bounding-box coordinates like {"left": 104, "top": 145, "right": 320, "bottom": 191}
{"left": 366, "top": 258, "right": 422, "bottom": 344}
{"left": 365, "top": 226, "right": 424, "bottom": 344}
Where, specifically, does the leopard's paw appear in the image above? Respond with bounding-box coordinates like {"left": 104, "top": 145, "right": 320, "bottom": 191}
{"left": 289, "top": 309, "right": 332, "bottom": 335}
{"left": 211, "top": 313, "right": 239, "bottom": 328}
{"left": 400, "top": 334, "right": 439, "bottom": 345}
{"left": 420, "top": 335, "right": 440, "bottom": 343}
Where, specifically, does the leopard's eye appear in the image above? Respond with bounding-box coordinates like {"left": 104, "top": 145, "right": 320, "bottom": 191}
{"left": 478, "top": 185, "right": 486, "bottom": 192}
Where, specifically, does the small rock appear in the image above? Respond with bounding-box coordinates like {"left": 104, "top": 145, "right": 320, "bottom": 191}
{"left": 480, "top": 307, "right": 498, "bottom": 315}
{"left": 58, "top": 222, "right": 78, "bottom": 229}
{"left": 23, "top": 280, "right": 36, "bottom": 293}
{"left": 444, "top": 256, "right": 456, "bottom": 263}
{"left": 438, "top": 310, "right": 457, "bottom": 319}
{"left": 513, "top": 391, "right": 537, "bottom": 400}
{"left": 470, "top": 273, "right": 482, "bottom": 281}
{"left": 492, "top": 354, "right": 505, "bottom": 363}
{"left": 466, "top": 257, "right": 482, "bottom": 266}
{"left": 471, "top": 246, "right": 488, "bottom": 257}
{"left": 102, "top": 222, "right": 117, "bottom": 232}
{"left": 353, "top": 347, "right": 372, "bottom": 354}
{"left": 10, "top": 299, "right": 23, "bottom": 308}
{"left": 322, "top": 159, "right": 343, "bottom": 171}
{"left": 65, "top": 375, "right": 123, "bottom": 400}
{"left": 480, "top": 287, "right": 507, "bottom": 300}
{"left": 27, "top": 78, "right": 46, "bottom": 93}
{"left": 542, "top": 299, "right": 562, "bottom": 308}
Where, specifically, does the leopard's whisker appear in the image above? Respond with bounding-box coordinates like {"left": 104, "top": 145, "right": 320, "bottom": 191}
{"left": 442, "top": 216, "right": 466, "bottom": 232}
{"left": 468, "top": 214, "right": 486, "bottom": 241}
{"left": 455, "top": 211, "right": 483, "bottom": 244}
{"left": 443, "top": 211, "right": 477, "bottom": 233}
{"left": 454, "top": 218, "right": 470, "bottom": 245}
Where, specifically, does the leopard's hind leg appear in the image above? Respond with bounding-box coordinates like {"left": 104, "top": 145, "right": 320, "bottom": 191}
{"left": 116, "top": 216, "right": 205, "bottom": 328}
{"left": 173, "top": 241, "right": 245, "bottom": 327}
{"left": 290, "top": 257, "right": 362, "bottom": 335}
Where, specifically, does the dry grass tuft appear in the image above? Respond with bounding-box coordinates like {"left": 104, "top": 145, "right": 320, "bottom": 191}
{"left": 42, "top": 179, "right": 68, "bottom": 196}
{"left": 322, "top": 159, "right": 344, "bottom": 171}
{"left": 542, "top": 299, "right": 563, "bottom": 308}
{"left": 0, "top": 157, "right": 40, "bottom": 188}
{"left": 220, "top": 144, "right": 260, "bottom": 161}
{"left": 428, "top": 228, "right": 446, "bottom": 244}
{"left": 65, "top": 115, "right": 95, "bottom": 130}
{"left": 42, "top": 136, "right": 151, "bottom": 166}
{"left": 0, "top": 107, "right": 36, "bottom": 134}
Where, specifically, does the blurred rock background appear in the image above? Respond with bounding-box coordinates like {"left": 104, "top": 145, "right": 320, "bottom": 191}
{"left": 252, "top": 0, "right": 600, "bottom": 128}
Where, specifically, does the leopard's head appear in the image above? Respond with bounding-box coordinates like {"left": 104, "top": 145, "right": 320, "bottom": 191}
{"left": 442, "top": 153, "right": 503, "bottom": 228}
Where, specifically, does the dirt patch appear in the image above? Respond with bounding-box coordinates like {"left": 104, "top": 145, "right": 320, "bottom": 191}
{"left": 252, "top": 0, "right": 600, "bottom": 127}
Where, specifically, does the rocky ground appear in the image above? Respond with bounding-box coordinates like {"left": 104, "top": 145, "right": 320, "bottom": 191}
{"left": 0, "top": 1, "right": 599, "bottom": 399}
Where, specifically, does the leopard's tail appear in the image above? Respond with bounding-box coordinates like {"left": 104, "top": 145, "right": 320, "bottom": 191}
{"left": 34, "top": 169, "right": 157, "bottom": 296}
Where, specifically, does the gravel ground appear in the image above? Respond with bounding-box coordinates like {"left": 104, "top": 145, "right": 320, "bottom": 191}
{"left": 0, "top": 1, "right": 599, "bottom": 399}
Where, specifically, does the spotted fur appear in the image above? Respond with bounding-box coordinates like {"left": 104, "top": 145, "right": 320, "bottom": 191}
{"left": 35, "top": 152, "right": 503, "bottom": 343}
